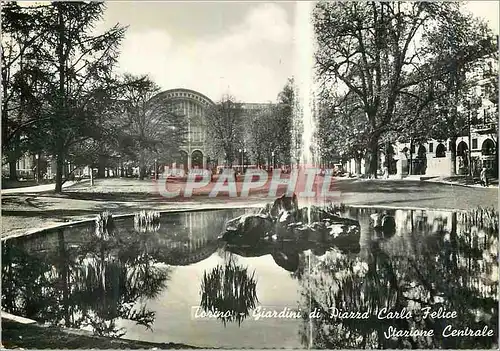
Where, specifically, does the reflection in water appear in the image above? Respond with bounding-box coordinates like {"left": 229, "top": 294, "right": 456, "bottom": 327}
{"left": 2, "top": 207, "right": 498, "bottom": 349}
{"left": 200, "top": 255, "right": 259, "bottom": 326}
{"left": 1, "top": 208, "right": 253, "bottom": 338}
{"left": 134, "top": 210, "right": 161, "bottom": 233}
{"left": 94, "top": 211, "right": 115, "bottom": 239}
{"left": 2, "top": 224, "right": 171, "bottom": 337}
{"left": 298, "top": 208, "right": 498, "bottom": 349}
{"left": 220, "top": 204, "right": 361, "bottom": 275}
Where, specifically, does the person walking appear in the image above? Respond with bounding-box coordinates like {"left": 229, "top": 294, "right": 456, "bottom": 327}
{"left": 480, "top": 167, "right": 489, "bottom": 187}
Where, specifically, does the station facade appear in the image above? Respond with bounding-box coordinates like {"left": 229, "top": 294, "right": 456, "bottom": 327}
{"left": 155, "top": 88, "right": 273, "bottom": 173}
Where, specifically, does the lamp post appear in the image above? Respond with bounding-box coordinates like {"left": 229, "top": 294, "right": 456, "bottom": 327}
{"left": 467, "top": 101, "right": 472, "bottom": 179}
{"left": 154, "top": 158, "right": 157, "bottom": 179}
{"left": 118, "top": 156, "right": 122, "bottom": 177}
{"left": 271, "top": 151, "right": 275, "bottom": 169}
{"left": 243, "top": 148, "right": 246, "bottom": 172}
{"left": 238, "top": 148, "right": 247, "bottom": 173}
{"left": 238, "top": 148, "right": 242, "bottom": 172}
{"left": 35, "top": 154, "right": 40, "bottom": 183}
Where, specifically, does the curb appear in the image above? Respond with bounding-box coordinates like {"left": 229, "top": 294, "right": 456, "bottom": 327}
{"left": 1, "top": 311, "right": 37, "bottom": 324}
{"left": 1, "top": 203, "right": 266, "bottom": 242}
{"left": 347, "top": 176, "right": 497, "bottom": 189}
{"left": 423, "top": 179, "right": 498, "bottom": 189}
{"left": 346, "top": 204, "right": 472, "bottom": 213}
{"left": 1, "top": 179, "right": 90, "bottom": 195}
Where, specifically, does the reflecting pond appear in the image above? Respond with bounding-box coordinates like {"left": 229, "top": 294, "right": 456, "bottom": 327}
{"left": 2, "top": 207, "right": 498, "bottom": 349}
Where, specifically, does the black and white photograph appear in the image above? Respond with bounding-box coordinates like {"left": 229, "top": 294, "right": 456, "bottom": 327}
{"left": 1, "top": 1, "right": 498, "bottom": 349}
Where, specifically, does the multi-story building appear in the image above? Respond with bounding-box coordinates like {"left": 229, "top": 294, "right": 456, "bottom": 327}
{"left": 151, "top": 88, "right": 215, "bottom": 171}
{"left": 2, "top": 88, "right": 275, "bottom": 180}
{"left": 154, "top": 88, "right": 274, "bottom": 172}
{"left": 345, "top": 127, "right": 497, "bottom": 179}
{"left": 344, "top": 51, "right": 498, "bottom": 178}
{"left": 394, "top": 51, "right": 497, "bottom": 178}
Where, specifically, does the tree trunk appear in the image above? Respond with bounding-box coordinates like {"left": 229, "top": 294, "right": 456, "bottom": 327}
{"left": 494, "top": 142, "right": 499, "bottom": 178}
{"left": 409, "top": 139, "right": 414, "bottom": 176}
{"left": 54, "top": 154, "right": 65, "bottom": 193}
{"left": 55, "top": 4, "right": 66, "bottom": 195}
{"left": 6, "top": 134, "right": 21, "bottom": 181}
{"left": 385, "top": 142, "right": 391, "bottom": 175}
{"left": 97, "top": 155, "right": 106, "bottom": 178}
{"left": 8, "top": 160, "right": 17, "bottom": 180}
{"left": 90, "top": 165, "right": 94, "bottom": 186}
{"left": 63, "top": 161, "right": 69, "bottom": 180}
{"left": 355, "top": 157, "right": 362, "bottom": 176}
{"left": 139, "top": 165, "right": 146, "bottom": 180}
{"left": 449, "top": 137, "right": 457, "bottom": 176}
{"left": 367, "top": 136, "right": 379, "bottom": 179}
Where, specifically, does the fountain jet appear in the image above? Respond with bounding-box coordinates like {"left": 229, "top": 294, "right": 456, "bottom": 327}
{"left": 293, "top": 1, "right": 320, "bottom": 221}
{"left": 293, "top": 3, "right": 318, "bottom": 349}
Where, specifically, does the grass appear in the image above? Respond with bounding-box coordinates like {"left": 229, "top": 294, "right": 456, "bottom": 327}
{"left": 1, "top": 179, "right": 54, "bottom": 189}
{"left": 1, "top": 320, "right": 200, "bottom": 349}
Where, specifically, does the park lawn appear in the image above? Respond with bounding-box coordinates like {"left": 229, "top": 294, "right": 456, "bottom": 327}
{"left": 66, "top": 176, "right": 290, "bottom": 196}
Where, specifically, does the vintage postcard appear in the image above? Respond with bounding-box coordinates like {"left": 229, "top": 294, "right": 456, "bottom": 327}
{"left": 1, "top": 1, "right": 498, "bottom": 349}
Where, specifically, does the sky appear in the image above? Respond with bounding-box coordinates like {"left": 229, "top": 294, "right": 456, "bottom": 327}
{"left": 94, "top": 2, "right": 295, "bottom": 103}
{"left": 90, "top": 1, "right": 499, "bottom": 103}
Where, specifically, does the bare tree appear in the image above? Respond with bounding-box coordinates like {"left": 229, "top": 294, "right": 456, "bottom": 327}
{"left": 247, "top": 79, "right": 294, "bottom": 167}
{"left": 120, "top": 74, "right": 187, "bottom": 180}
{"left": 205, "top": 95, "right": 245, "bottom": 167}
{"left": 313, "top": 2, "right": 484, "bottom": 177}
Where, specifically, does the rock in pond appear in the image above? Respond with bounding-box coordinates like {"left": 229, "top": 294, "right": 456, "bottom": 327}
{"left": 218, "top": 213, "right": 275, "bottom": 245}
{"left": 219, "top": 194, "right": 362, "bottom": 266}
{"left": 370, "top": 211, "right": 396, "bottom": 238}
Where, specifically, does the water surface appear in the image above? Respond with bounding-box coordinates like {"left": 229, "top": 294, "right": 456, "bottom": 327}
{"left": 2, "top": 207, "right": 498, "bottom": 349}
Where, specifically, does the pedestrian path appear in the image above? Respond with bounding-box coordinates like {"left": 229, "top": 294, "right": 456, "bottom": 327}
{"left": 349, "top": 174, "right": 497, "bottom": 188}
{"left": 1, "top": 180, "right": 86, "bottom": 195}
{"left": 1, "top": 311, "right": 36, "bottom": 324}
{"left": 424, "top": 177, "right": 497, "bottom": 189}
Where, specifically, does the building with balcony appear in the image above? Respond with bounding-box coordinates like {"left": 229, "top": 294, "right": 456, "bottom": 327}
{"left": 344, "top": 128, "right": 497, "bottom": 179}
{"left": 344, "top": 50, "right": 498, "bottom": 178}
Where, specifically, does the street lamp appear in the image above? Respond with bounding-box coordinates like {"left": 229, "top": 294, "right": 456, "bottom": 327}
{"left": 240, "top": 148, "right": 245, "bottom": 172}
{"left": 238, "top": 149, "right": 243, "bottom": 170}
{"left": 243, "top": 148, "right": 247, "bottom": 172}
{"left": 154, "top": 158, "right": 157, "bottom": 179}
{"left": 271, "top": 151, "right": 275, "bottom": 169}
{"left": 238, "top": 148, "right": 247, "bottom": 173}
{"left": 35, "top": 154, "right": 40, "bottom": 183}
{"left": 467, "top": 101, "right": 473, "bottom": 178}
{"left": 118, "top": 156, "right": 122, "bottom": 178}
